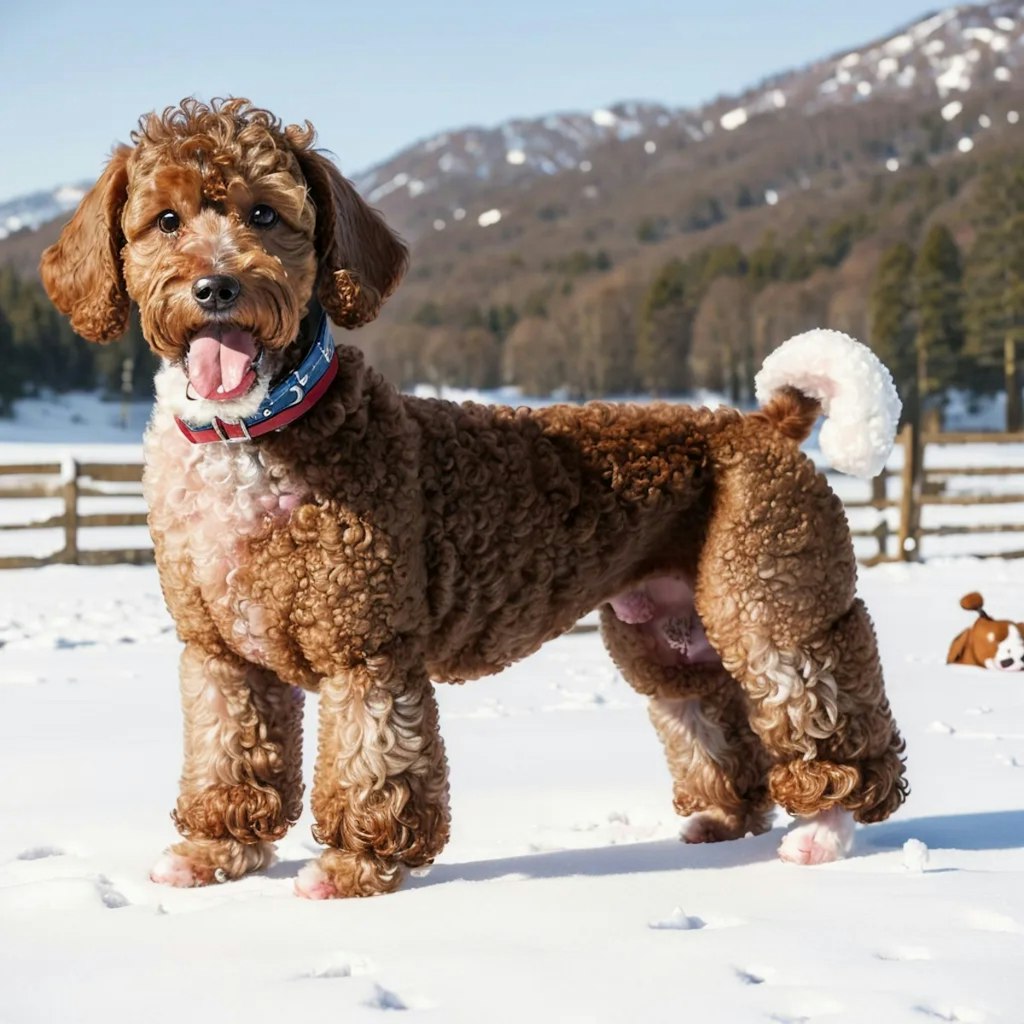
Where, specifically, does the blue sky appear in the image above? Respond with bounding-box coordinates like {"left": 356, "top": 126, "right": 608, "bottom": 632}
{"left": 3, "top": 0, "right": 939, "bottom": 203}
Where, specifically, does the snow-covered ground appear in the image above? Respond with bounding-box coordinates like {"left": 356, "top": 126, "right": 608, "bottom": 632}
{"left": 1, "top": 391, "right": 1023, "bottom": 1023}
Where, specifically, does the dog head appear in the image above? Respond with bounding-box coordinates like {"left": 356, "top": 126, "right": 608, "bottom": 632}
{"left": 947, "top": 592, "right": 1024, "bottom": 671}
{"left": 40, "top": 97, "right": 407, "bottom": 419}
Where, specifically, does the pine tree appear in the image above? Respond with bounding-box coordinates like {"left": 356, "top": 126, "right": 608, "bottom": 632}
{"left": 964, "top": 165, "right": 1024, "bottom": 428}
{"left": 0, "top": 304, "right": 17, "bottom": 414}
{"left": 914, "top": 223, "right": 964, "bottom": 401}
{"left": 871, "top": 241, "right": 917, "bottom": 423}
{"left": 636, "top": 260, "right": 692, "bottom": 394}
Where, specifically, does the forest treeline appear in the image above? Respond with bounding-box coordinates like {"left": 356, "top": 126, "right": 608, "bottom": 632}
{"left": 0, "top": 160, "right": 1021, "bottom": 424}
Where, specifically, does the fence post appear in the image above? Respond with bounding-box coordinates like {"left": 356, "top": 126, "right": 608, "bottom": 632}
{"left": 896, "top": 424, "right": 922, "bottom": 561}
{"left": 61, "top": 457, "right": 79, "bottom": 565}
{"left": 871, "top": 469, "right": 889, "bottom": 560}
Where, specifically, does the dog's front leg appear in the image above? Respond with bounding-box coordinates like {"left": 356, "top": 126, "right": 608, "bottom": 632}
{"left": 150, "top": 642, "right": 304, "bottom": 887}
{"left": 298, "top": 650, "right": 450, "bottom": 899}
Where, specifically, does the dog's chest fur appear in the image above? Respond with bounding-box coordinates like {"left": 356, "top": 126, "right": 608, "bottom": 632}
{"left": 144, "top": 399, "right": 307, "bottom": 669}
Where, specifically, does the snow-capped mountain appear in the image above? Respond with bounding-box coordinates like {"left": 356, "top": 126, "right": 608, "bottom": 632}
{"left": 0, "top": 183, "right": 91, "bottom": 241}
{"left": 352, "top": 2, "right": 1022, "bottom": 237}
{"left": 351, "top": 101, "right": 675, "bottom": 206}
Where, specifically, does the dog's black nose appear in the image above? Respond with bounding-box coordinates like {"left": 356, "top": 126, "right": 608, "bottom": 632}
{"left": 1000, "top": 657, "right": 1016, "bottom": 669}
{"left": 192, "top": 275, "right": 240, "bottom": 311}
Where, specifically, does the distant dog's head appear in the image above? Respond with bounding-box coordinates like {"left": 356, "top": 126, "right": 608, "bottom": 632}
{"left": 40, "top": 97, "right": 407, "bottom": 418}
{"left": 947, "top": 592, "right": 1024, "bottom": 671}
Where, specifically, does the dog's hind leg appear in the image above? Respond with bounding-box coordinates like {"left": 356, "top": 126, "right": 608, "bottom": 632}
{"left": 696, "top": 430, "right": 908, "bottom": 859}
{"left": 649, "top": 687, "right": 774, "bottom": 843}
{"left": 601, "top": 609, "right": 773, "bottom": 842}
{"left": 298, "top": 650, "right": 450, "bottom": 899}
{"left": 151, "top": 643, "right": 305, "bottom": 887}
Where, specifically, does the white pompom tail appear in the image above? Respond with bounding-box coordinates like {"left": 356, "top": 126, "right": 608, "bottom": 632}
{"left": 754, "top": 329, "right": 902, "bottom": 479}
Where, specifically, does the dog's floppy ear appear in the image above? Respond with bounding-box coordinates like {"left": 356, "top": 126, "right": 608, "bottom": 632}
{"left": 293, "top": 147, "right": 408, "bottom": 328}
{"left": 40, "top": 146, "right": 132, "bottom": 342}
{"left": 946, "top": 628, "right": 971, "bottom": 665}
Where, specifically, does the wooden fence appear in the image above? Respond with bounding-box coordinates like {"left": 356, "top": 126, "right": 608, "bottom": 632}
{"left": 848, "top": 426, "right": 1024, "bottom": 563}
{"left": 0, "top": 460, "right": 152, "bottom": 569}
{"left": 3, "top": 430, "right": 1024, "bottom": 567}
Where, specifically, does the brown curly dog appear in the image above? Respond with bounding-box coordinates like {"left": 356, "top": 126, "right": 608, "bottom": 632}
{"left": 41, "top": 97, "right": 907, "bottom": 898}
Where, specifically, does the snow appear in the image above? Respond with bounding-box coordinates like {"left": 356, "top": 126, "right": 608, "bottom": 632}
{"left": 591, "top": 108, "right": 618, "bottom": 127}
{"left": 643, "top": 140, "right": 657, "bottom": 154}
{"left": 996, "top": 67, "right": 1012, "bottom": 82}
{"left": 476, "top": 208, "right": 502, "bottom": 227}
{"left": 505, "top": 149, "right": 526, "bottom": 165}
{"left": 3, "top": 393, "right": 1024, "bottom": 1021}
{"left": 720, "top": 106, "right": 748, "bottom": 131}
{"left": 887, "top": 157, "right": 900, "bottom": 172}
{"left": 958, "top": 136, "right": 975, "bottom": 153}
{"left": 937, "top": 55, "right": 972, "bottom": 95}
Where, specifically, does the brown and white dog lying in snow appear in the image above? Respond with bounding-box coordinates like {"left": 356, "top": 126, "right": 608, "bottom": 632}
{"left": 40, "top": 98, "right": 908, "bottom": 898}
{"left": 947, "top": 592, "right": 1024, "bottom": 670}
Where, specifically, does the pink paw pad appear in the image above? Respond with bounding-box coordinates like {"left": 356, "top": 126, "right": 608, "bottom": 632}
{"left": 294, "top": 862, "right": 338, "bottom": 900}
{"left": 149, "top": 851, "right": 199, "bottom": 887}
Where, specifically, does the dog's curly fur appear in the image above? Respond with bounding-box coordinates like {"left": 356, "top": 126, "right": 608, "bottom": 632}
{"left": 41, "top": 98, "right": 908, "bottom": 898}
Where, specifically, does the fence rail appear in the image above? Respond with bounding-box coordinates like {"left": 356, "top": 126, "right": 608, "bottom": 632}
{"left": 0, "top": 459, "right": 152, "bottom": 570}
{"left": 2, "top": 428, "right": 1024, "bottom": 567}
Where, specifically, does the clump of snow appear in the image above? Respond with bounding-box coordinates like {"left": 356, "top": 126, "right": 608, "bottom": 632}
{"left": 578, "top": 159, "right": 592, "bottom": 172}
{"left": 996, "top": 67, "right": 1013, "bottom": 82}
{"left": 995, "top": 16, "right": 1015, "bottom": 32}
{"left": 958, "top": 137, "right": 975, "bottom": 153}
{"left": 648, "top": 907, "right": 705, "bottom": 931}
{"left": 903, "top": 839, "right": 930, "bottom": 873}
{"left": 887, "top": 157, "right": 900, "bottom": 172}
{"left": 591, "top": 108, "right": 618, "bottom": 127}
{"left": 941, "top": 99, "right": 964, "bottom": 121}
{"left": 765, "top": 189, "right": 779, "bottom": 205}
{"left": 978, "top": 114, "right": 991, "bottom": 128}
{"left": 506, "top": 149, "right": 526, "bottom": 165}
{"left": 452, "top": 207, "right": 466, "bottom": 220}
{"left": 857, "top": 81, "right": 873, "bottom": 97}
{"left": 477, "top": 208, "right": 502, "bottom": 227}
{"left": 1009, "top": 110, "right": 1021, "bottom": 124}
{"left": 643, "top": 140, "right": 656, "bottom": 154}
{"left": 432, "top": 219, "right": 445, "bottom": 231}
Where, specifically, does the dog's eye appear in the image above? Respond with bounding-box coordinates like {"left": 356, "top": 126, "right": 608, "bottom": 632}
{"left": 249, "top": 204, "right": 279, "bottom": 228}
{"left": 157, "top": 210, "right": 180, "bottom": 234}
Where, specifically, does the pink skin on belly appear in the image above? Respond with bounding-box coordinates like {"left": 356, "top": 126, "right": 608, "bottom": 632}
{"left": 609, "top": 575, "right": 721, "bottom": 667}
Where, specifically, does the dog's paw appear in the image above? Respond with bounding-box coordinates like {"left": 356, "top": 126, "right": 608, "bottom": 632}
{"left": 778, "top": 808, "right": 854, "bottom": 865}
{"left": 150, "top": 851, "right": 209, "bottom": 887}
{"left": 294, "top": 862, "right": 339, "bottom": 900}
{"left": 682, "top": 813, "right": 744, "bottom": 844}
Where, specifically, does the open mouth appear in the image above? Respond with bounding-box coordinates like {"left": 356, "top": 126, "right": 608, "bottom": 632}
{"left": 185, "top": 326, "right": 263, "bottom": 402}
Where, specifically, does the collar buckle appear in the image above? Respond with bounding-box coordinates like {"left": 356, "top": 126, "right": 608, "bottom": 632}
{"left": 211, "top": 417, "right": 253, "bottom": 443}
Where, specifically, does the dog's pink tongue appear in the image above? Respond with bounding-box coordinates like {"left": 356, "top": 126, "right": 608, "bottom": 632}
{"left": 187, "top": 329, "right": 258, "bottom": 401}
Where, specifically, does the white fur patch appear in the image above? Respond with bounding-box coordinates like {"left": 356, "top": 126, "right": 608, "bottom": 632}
{"left": 754, "top": 329, "right": 901, "bottom": 479}
{"left": 778, "top": 807, "right": 854, "bottom": 865}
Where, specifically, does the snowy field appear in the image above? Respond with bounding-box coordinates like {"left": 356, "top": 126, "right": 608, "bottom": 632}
{"left": 1, "top": 392, "right": 1023, "bottom": 1023}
